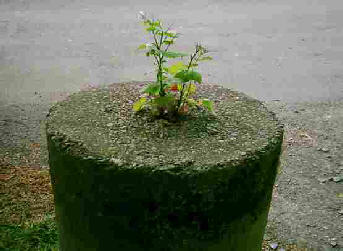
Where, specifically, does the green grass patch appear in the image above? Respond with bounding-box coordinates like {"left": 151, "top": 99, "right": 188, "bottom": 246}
{"left": 0, "top": 214, "right": 59, "bottom": 250}
{"left": 1, "top": 160, "right": 57, "bottom": 250}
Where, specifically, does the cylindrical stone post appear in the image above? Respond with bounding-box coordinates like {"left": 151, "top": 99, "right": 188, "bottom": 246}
{"left": 47, "top": 82, "right": 283, "bottom": 251}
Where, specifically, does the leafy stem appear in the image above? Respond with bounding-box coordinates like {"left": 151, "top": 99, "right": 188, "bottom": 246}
{"left": 134, "top": 12, "right": 214, "bottom": 120}
{"left": 176, "top": 44, "right": 202, "bottom": 111}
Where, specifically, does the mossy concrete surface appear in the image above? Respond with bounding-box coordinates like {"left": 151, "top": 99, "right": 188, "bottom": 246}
{"left": 46, "top": 82, "right": 283, "bottom": 250}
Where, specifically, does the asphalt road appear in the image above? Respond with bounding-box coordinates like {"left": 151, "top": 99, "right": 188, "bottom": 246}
{"left": 1, "top": 0, "right": 343, "bottom": 249}
{"left": 1, "top": 0, "right": 343, "bottom": 105}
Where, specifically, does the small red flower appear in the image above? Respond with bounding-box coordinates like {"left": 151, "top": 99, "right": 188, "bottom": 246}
{"left": 170, "top": 84, "right": 178, "bottom": 92}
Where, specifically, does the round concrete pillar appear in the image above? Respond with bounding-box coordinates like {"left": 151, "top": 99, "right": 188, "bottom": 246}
{"left": 47, "top": 82, "right": 283, "bottom": 251}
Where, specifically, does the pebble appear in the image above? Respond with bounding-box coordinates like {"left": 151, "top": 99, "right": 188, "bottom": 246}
{"left": 269, "top": 243, "right": 278, "bottom": 249}
{"left": 318, "top": 147, "right": 330, "bottom": 153}
{"left": 330, "top": 241, "right": 337, "bottom": 247}
{"left": 109, "top": 158, "right": 124, "bottom": 166}
{"left": 318, "top": 177, "right": 329, "bottom": 183}
{"left": 286, "top": 239, "right": 297, "bottom": 244}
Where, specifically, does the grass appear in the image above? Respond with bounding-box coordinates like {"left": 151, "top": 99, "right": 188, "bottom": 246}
{"left": 0, "top": 214, "right": 58, "bottom": 251}
{"left": 0, "top": 146, "right": 58, "bottom": 250}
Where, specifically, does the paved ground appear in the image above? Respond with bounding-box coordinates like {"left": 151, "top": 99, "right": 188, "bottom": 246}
{"left": 1, "top": 0, "right": 342, "bottom": 249}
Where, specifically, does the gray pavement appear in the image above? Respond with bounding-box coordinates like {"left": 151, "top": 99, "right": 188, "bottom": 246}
{"left": 1, "top": 0, "right": 343, "bottom": 105}
{"left": 1, "top": 0, "right": 343, "bottom": 249}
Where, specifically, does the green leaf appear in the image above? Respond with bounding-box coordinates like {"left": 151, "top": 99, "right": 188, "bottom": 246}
{"left": 165, "top": 32, "right": 178, "bottom": 38}
{"left": 163, "top": 39, "right": 174, "bottom": 45}
{"left": 201, "top": 99, "right": 214, "bottom": 111}
{"left": 153, "top": 96, "right": 175, "bottom": 107}
{"left": 146, "top": 26, "right": 156, "bottom": 32}
{"left": 137, "top": 44, "right": 147, "bottom": 50}
{"left": 146, "top": 48, "right": 157, "bottom": 57}
{"left": 188, "top": 71, "right": 202, "bottom": 83}
{"left": 141, "top": 83, "right": 160, "bottom": 96}
{"left": 186, "top": 83, "right": 196, "bottom": 95}
{"left": 165, "top": 76, "right": 183, "bottom": 84}
{"left": 198, "top": 56, "right": 213, "bottom": 61}
{"left": 175, "top": 70, "right": 202, "bottom": 83}
{"left": 161, "top": 51, "right": 188, "bottom": 58}
{"left": 152, "top": 20, "right": 161, "bottom": 27}
{"left": 174, "top": 70, "right": 188, "bottom": 82}
{"left": 168, "top": 61, "right": 187, "bottom": 75}
{"left": 133, "top": 97, "right": 147, "bottom": 112}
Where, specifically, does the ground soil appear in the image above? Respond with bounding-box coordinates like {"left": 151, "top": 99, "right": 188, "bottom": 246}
{"left": 264, "top": 100, "right": 343, "bottom": 250}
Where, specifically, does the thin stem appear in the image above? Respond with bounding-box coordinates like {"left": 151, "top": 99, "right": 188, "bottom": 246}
{"left": 152, "top": 31, "right": 160, "bottom": 50}
{"left": 163, "top": 23, "right": 174, "bottom": 52}
{"left": 159, "top": 30, "right": 165, "bottom": 95}
{"left": 152, "top": 30, "right": 164, "bottom": 95}
{"left": 176, "top": 47, "right": 200, "bottom": 111}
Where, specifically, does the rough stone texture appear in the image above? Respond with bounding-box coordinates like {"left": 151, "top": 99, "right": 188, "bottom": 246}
{"left": 47, "top": 82, "right": 283, "bottom": 250}
{"left": 47, "top": 82, "right": 283, "bottom": 170}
